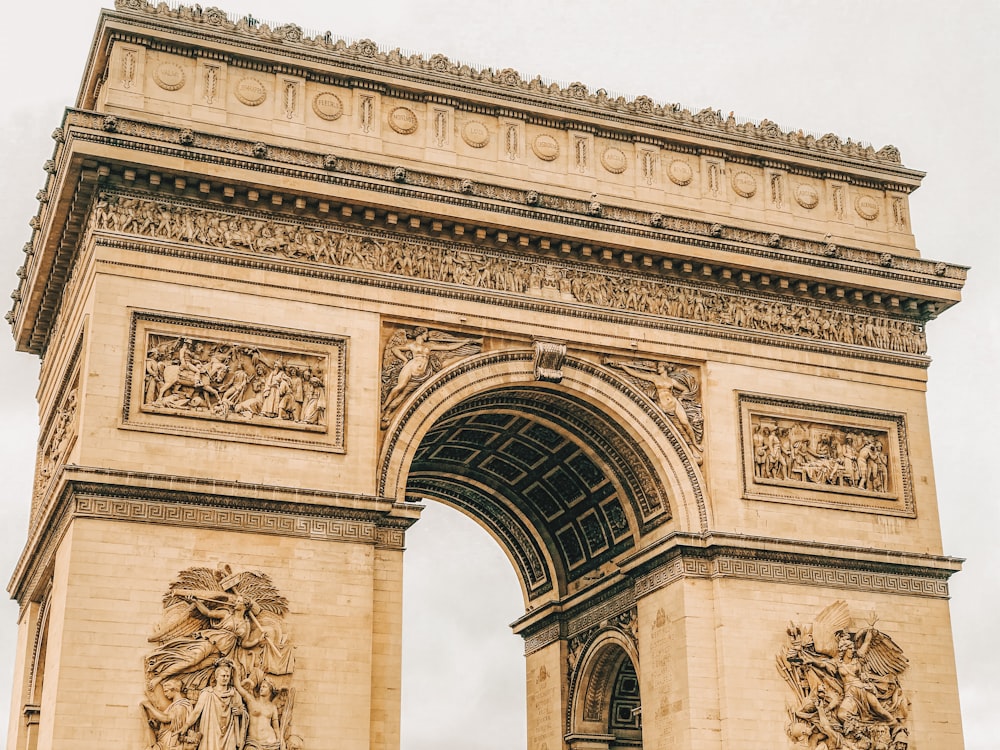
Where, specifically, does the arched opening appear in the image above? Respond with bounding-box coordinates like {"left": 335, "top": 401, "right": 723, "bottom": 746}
{"left": 384, "top": 351, "right": 700, "bottom": 750}
{"left": 569, "top": 634, "right": 643, "bottom": 750}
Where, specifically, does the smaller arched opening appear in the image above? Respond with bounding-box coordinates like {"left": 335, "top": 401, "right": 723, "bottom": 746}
{"left": 569, "top": 630, "right": 642, "bottom": 750}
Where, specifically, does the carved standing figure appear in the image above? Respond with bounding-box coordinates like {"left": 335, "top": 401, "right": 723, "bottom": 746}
{"left": 235, "top": 678, "right": 285, "bottom": 750}
{"left": 140, "top": 679, "right": 193, "bottom": 750}
{"left": 180, "top": 662, "right": 246, "bottom": 750}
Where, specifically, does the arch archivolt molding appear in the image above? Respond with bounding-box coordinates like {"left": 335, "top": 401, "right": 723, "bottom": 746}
{"left": 568, "top": 619, "right": 641, "bottom": 735}
{"left": 377, "top": 348, "right": 710, "bottom": 537}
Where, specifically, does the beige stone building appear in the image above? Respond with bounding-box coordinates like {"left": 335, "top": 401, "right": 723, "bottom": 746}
{"left": 5, "top": 1, "right": 967, "bottom": 748}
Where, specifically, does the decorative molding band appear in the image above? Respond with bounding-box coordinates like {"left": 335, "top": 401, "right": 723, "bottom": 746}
{"left": 633, "top": 548, "right": 953, "bottom": 601}
{"left": 10, "top": 468, "right": 404, "bottom": 604}
{"left": 520, "top": 581, "right": 637, "bottom": 656}
{"left": 87, "top": 191, "right": 928, "bottom": 362}
{"left": 109, "top": 1, "right": 910, "bottom": 173}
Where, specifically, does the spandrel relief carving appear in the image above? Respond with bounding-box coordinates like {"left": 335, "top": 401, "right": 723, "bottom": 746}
{"left": 605, "top": 358, "right": 703, "bottom": 460}
{"left": 739, "top": 395, "right": 911, "bottom": 516}
{"left": 142, "top": 564, "right": 302, "bottom": 749}
{"left": 778, "top": 601, "right": 909, "bottom": 750}
{"left": 380, "top": 326, "right": 482, "bottom": 427}
{"left": 143, "top": 334, "right": 328, "bottom": 430}
{"left": 92, "top": 194, "right": 927, "bottom": 357}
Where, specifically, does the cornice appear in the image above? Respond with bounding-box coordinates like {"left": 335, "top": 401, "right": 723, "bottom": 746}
{"left": 9, "top": 465, "right": 402, "bottom": 605}
{"left": 101, "top": 1, "right": 918, "bottom": 181}
{"left": 9, "top": 112, "right": 965, "bottom": 356}
{"left": 515, "top": 532, "right": 960, "bottom": 653}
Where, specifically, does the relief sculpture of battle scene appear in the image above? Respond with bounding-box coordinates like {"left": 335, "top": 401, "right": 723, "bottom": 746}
{"left": 778, "top": 601, "right": 910, "bottom": 750}
{"left": 142, "top": 564, "right": 301, "bottom": 750}
{"left": 143, "top": 334, "right": 328, "bottom": 430}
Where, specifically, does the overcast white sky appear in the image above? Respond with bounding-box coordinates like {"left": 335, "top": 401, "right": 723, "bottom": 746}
{"left": 0, "top": 2, "right": 996, "bottom": 748}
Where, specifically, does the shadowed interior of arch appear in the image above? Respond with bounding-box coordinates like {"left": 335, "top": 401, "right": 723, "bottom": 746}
{"left": 404, "top": 384, "right": 672, "bottom": 602}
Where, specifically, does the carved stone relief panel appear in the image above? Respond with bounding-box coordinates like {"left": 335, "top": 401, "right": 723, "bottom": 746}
{"left": 33, "top": 361, "right": 81, "bottom": 520}
{"left": 379, "top": 324, "right": 483, "bottom": 428}
{"left": 89, "top": 193, "right": 928, "bottom": 358}
{"left": 739, "top": 394, "right": 913, "bottom": 516}
{"left": 123, "top": 311, "right": 347, "bottom": 452}
{"left": 604, "top": 357, "right": 703, "bottom": 461}
{"left": 142, "top": 564, "right": 302, "bottom": 749}
{"left": 778, "top": 601, "right": 909, "bottom": 749}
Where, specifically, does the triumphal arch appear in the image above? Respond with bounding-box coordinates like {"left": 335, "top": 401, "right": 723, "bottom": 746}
{"left": 5, "top": 2, "right": 967, "bottom": 748}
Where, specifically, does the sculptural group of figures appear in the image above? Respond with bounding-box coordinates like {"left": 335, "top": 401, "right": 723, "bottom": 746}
{"left": 778, "top": 601, "right": 910, "bottom": 750}
{"left": 143, "top": 335, "right": 327, "bottom": 428}
{"left": 753, "top": 421, "right": 890, "bottom": 492}
{"left": 92, "top": 195, "right": 927, "bottom": 356}
{"left": 141, "top": 565, "right": 299, "bottom": 750}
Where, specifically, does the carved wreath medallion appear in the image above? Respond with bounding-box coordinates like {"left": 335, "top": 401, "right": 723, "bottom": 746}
{"left": 234, "top": 77, "right": 267, "bottom": 106}
{"left": 600, "top": 147, "right": 628, "bottom": 174}
{"left": 731, "top": 170, "right": 758, "bottom": 198}
{"left": 311, "top": 92, "right": 343, "bottom": 121}
{"left": 153, "top": 62, "right": 186, "bottom": 91}
{"left": 794, "top": 183, "right": 820, "bottom": 209}
{"left": 532, "top": 133, "right": 560, "bottom": 161}
{"left": 461, "top": 120, "right": 490, "bottom": 148}
{"left": 778, "top": 601, "right": 909, "bottom": 750}
{"left": 388, "top": 106, "right": 418, "bottom": 134}
{"left": 667, "top": 159, "right": 693, "bottom": 186}
{"left": 855, "top": 194, "right": 881, "bottom": 221}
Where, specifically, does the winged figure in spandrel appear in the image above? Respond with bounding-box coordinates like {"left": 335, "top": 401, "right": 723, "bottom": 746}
{"left": 379, "top": 326, "right": 482, "bottom": 427}
{"left": 778, "top": 600, "right": 910, "bottom": 749}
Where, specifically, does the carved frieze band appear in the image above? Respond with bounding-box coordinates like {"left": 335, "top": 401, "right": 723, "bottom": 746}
{"left": 32, "top": 335, "right": 83, "bottom": 527}
{"left": 633, "top": 554, "right": 949, "bottom": 600}
{"left": 738, "top": 393, "right": 913, "bottom": 516}
{"left": 75, "top": 496, "right": 380, "bottom": 543}
{"left": 91, "top": 194, "right": 926, "bottom": 358}
{"left": 124, "top": 311, "right": 347, "bottom": 451}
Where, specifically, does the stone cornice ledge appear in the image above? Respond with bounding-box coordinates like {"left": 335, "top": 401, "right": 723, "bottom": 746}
{"left": 621, "top": 531, "right": 961, "bottom": 593}
{"left": 9, "top": 465, "right": 405, "bottom": 605}
{"left": 100, "top": 1, "right": 916, "bottom": 179}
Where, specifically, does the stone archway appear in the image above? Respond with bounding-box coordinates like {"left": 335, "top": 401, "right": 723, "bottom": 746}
{"left": 568, "top": 629, "right": 642, "bottom": 750}
{"left": 379, "top": 348, "right": 710, "bottom": 593}
{"left": 379, "top": 347, "right": 704, "bottom": 747}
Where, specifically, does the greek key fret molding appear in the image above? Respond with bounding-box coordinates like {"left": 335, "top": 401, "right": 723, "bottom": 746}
{"left": 518, "top": 580, "right": 637, "bottom": 656}
{"left": 110, "top": 1, "right": 909, "bottom": 173}
{"left": 630, "top": 543, "right": 955, "bottom": 602}
{"left": 9, "top": 467, "right": 403, "bottom": 605}
{"left": 89, "top": 193, "right": 928, "bottom": 362}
